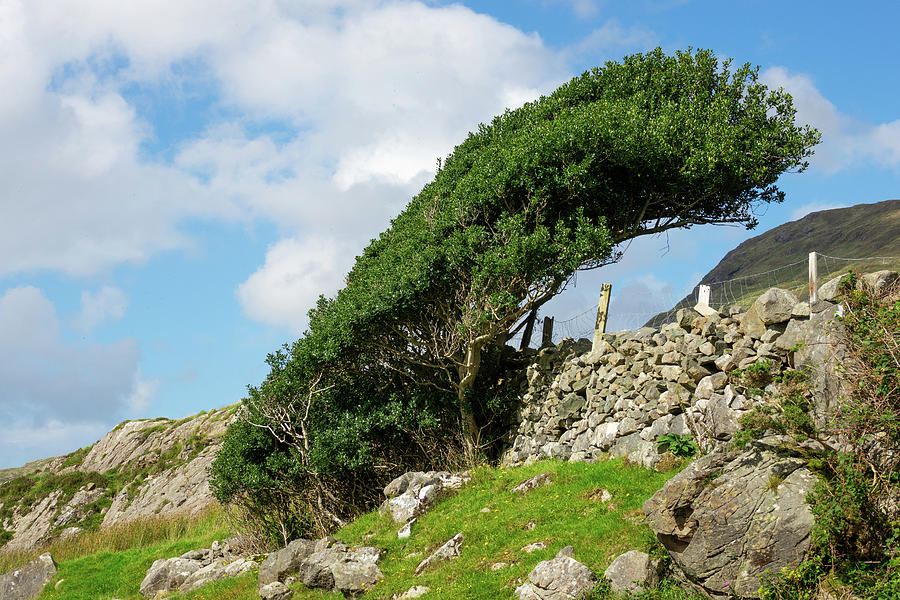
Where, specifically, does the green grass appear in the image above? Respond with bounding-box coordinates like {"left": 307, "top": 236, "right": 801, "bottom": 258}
{"left": 0, "top": 507, "right": 230, "bottom": 582}
{"left": 16, "top": 459, "right": 705, "bottom": 600}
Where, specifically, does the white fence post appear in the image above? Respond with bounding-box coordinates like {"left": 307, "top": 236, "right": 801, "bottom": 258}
{"left": 809, "top": 252, "right": 818, "bottom": 303}
{"left": 592, "top": 283, "right": 612, "bottom": 352}
{"left": 698, "top": 285, "right": 711, "bottom": 307}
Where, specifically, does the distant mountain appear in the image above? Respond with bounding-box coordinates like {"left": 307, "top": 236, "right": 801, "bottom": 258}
{"left": 649, "top": 199, "right": 900, "bottom": 324}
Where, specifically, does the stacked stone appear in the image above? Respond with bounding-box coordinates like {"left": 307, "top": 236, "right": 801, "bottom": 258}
{"left": 503, "top": 286, "right": 837, "bottom": 470}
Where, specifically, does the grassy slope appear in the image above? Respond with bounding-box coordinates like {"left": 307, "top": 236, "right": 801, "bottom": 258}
{"left": 0, "top": 509, "right": 231, "bottom": 600}
{"left": 25, "top": 459, "right": 704, "bottom": 600}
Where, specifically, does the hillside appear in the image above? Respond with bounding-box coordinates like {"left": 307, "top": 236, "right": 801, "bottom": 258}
{"left": 4, "top": 459, "right": 700, "bottom": 600}
{"left": 661, "top": 199, "right": 900, "bottom": 316}
{"left": 0, "top": 406, "right": 236, "bottom": 554}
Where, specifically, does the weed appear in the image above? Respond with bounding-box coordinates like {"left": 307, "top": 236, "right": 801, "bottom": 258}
{"left": 655, "top": 434, "right": 698, "bottom": 458}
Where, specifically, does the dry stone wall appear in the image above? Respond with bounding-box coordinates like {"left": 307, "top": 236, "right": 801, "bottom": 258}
{"left": 502, "top": 289, "right": 845, "bottom": 470}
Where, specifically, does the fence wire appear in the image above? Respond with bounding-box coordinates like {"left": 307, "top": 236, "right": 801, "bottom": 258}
{"left": 509, "top": 253, "right": 900, "bottom": 348}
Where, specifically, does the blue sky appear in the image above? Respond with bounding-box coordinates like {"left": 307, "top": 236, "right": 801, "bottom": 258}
{"left": 1, "top": 0, "right": 898, "bottom": 468}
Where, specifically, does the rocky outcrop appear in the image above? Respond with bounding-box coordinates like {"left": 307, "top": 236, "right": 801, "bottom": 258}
{"left": 257, "top": 537, "right": 382, "bottom": 598}
{"left": 643, "top": 440, "right": 817, "bottom": 598}
{"left": 379, "top": 471, "right": 470, "bottom": 524}
{"left": 139, "top": 539, "right": 258, "bottom": 597}
{"left": 0, "top": 406, "right": 235, "bottom": 552}
{"left": 0, "top": 553, "right": 57, "bottom": 600}
{"left": 515, "top": 547, "right": 597, "bottom": 600}
{"left": 258, "top": 537, "right": 322, "bottom": 589}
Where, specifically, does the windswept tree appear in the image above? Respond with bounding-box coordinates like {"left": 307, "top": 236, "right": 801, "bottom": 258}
{"left": 319, "top": 48, "right": 820, "bottom": 459}
{"left": 211, "top": 48, "right": 820, "bottom": 541}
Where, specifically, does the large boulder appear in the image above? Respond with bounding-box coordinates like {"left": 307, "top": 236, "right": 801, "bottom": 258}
{"left": 381, "top": 471, "right": 470, "bottom": 524}
{"left": 0, "top": 553, "right": 58, "bottom": 600}
{"left": 740, "top": 288, "right": 798, "bottom": 339}
{"left": 515, "top": 548, "right": 597, "bottom": 600}
{"left": 860, "top": 270, "right": 898, "bottom": 296}
{"left": 295, "top": 542, "right": 383, "bottom": 598}
{"left": 643, "top": 443, "right": 816, "bottom": 598}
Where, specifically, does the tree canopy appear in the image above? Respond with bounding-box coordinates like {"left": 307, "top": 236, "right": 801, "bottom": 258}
{"left": 210, "top": 48, "right": 820, "bottom": 543}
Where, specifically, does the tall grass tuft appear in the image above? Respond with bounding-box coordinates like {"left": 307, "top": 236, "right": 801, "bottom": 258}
{"left": 0, "top": 505, "right": 229, "bottom": 575}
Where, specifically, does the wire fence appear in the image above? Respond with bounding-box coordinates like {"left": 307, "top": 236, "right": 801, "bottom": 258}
{"left": 508, "top": 253, "right": 900, "bottom": 348}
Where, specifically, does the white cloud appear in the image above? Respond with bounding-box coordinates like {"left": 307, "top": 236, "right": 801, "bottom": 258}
{"left": 1, "top": 420, "right": 109, "bottom": 468}
{"left": 0, "top": 285, "right": 153, "bottom": 467}
{"left": 573, "top": 19, "right": 658, "bottom": 58}
{"left": 125, "top": 370, "right": 159, "bottom": 413}
{"left": 541, "top": 0, "right": 600, "bottom": 19}
{"left": 0, "top": 0, "right": 564, "bottom": 283}
{"left": 73, "top": 285, "right": 128, "bottom": 333}
{"left": 237, "top": 236, "right": 356, "bottom": 333}
{"left": 761, "top": 67, "right": 900, "bottom": 173}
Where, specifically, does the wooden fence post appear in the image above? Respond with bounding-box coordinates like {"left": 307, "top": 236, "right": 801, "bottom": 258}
{"left": 518, "top": 309, "right": 537, "bottom": 351}
{"left": 592, "top": 283, "right": 612, "bottom": 352}
{"left": 809, "top": 252, "right": 818, "bottom": 302}
{"left": 541, "top": 316, "right": 554, "bottom": 347}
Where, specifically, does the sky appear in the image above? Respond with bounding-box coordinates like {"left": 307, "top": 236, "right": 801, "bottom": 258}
{"left": 1, "top": 0, "right": 898, "bottom": 468}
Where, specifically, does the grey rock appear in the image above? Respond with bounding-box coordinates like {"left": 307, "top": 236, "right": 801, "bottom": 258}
{"left": 398, "top": 519, "right": 415, "bottom": 539}
{"left": 331, "top": 549, "right": 384, "bottom": 597}
{"left": 817, "top": 274, "right": 845, "bottom": 301}
{"left": 511, "top": 472, "right": 553, "bottom": 494}
{"left": 791, "top": 302, "right": 811, "bottom": 318}
{"left": 522, "top": 541, "right": 548, "bottom": 553}
{"left": 415, "top": 533, "right": 463, "bottom": 575}
{"left": 704, "top": 394, "right": 739, "bottom": 440}
{"left": 393, "top": 585, "right": 431, "bottom": 599}
{"left": 792, "top": 307, "right": 853, "bottom": 428}
{"left": 592, "top": 422, "right": 619, "bottom": 450}
{"left": 140, "top": 557, "right": 201, "bottom": 597}
{"left": 860, "top": 270, "right": 898, "bottom": 295}
{"left": 676, "top": 308, "right": 700, "bottom": 329}
{"left": 644, "top": 446, "right": 816, "bottom": 598}
{"left": 258, "top": 538, "right": 320, "bottom": 588}
{"left": 259, "top": 581, "right": 293, "bottom": 600}
{"left": 179, "top": 560, "right": 226, "bottom": 592}
{"left": 558, "top": 393, "right": 585, "bottom": 419}
{"left": 514, "top": 553, "right": 597, "bottom": 600}
{"left": 381, "top": 471, "right": 470, "bottom": 523}
{"left": 604, "top": 550, "right": 660, "bottom": 595}
{"left": 741, "top": 288, "right": 798, "bottom": 339}
{"left": 224, "top": 558, "right": 257, "bottom": 577}
{"left": 0, "top": 553, "right": 58, "bottom": 600}
{"left": 695, "top": 372, "right": 727, "bottom": 401}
